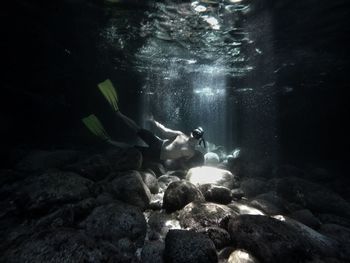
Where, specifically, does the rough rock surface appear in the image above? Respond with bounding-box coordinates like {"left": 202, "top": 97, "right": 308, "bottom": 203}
{"left": 186, "top": 166, "right": 239, "bottom": 189}
{"left": 109, "top": 170, "right": 151, "bottom": 210}
{"left": 226, "top": 215, "right": 338, "bottom": 263}
{"left": 199, "top": 184, "right": 232, "bottom": 204}
{"left": 148, "top": 210, "right": 181, "bottom": 240}
{"left": 289, "top": 209, "right": 321, "bottom": 229}
{"left": 179, "top": 202, "right": 238, "bottom": 230}
{"left": 163, "top": 181, "right": 204, "bottom": 212}
{"left": 19, "top": 171, "right": 94, "bottom": 211}
{"left": 79, "top": 202, "right": 147, "bottom": 247}
{"left": 272, "top": 177, "right": 350, "bottom": 218}
{"left": 141, "top": 240, "right": 165, "bottom": 263}
{"left": 2, "top": 228, "right": 123, "bottom": 263}
{"left": 158, "top": 175, "right": 181, "bottom": 190}
{"left": 164, "top": 229, "right": 218, "bottom": 263}
{"left": 197, "top": 226, "right": 231, "bottom": 249}
{"left": 140, "top": 170, "right": 159, "bottom": 194}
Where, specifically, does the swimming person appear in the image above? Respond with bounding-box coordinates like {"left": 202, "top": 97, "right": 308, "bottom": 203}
{"left": 82, "top": 79, "right": 206, "bottom": 165}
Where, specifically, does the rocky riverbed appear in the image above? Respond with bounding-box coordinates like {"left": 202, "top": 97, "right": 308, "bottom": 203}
{"left": 1, "top": 147, "right": 349, "bottom": 262}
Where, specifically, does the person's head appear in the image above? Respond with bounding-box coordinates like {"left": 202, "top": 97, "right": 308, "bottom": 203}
{"left": 191, "top": 126, "right": 204, "bottom": 140}
{"left": 191, "top": 126, "right": 206, "bottom": 148}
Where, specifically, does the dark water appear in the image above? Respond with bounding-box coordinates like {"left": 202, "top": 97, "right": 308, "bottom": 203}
{"left": 1, "top": 0, "right": 349, "bottom": 171}
{"left": 1, "top": 1, "right": 350, "bottom": 262}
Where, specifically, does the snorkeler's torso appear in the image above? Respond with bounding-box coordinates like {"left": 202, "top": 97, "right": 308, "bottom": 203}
{"left": 160, "top": 134, "right": 196, "bottom": 160}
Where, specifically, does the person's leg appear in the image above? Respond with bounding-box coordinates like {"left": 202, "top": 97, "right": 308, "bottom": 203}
{"left": 115, "top": 111, "right": 163, "bottom": 158}
{"left": 115, "top": 111, "right": 141, "bottom": 132}
{"left": 137, "top": 129, "right": 164, "bottom": 149}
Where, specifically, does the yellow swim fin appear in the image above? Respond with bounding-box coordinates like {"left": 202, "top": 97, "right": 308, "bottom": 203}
{"left": 97, "top": 79, "right": 119, "bottom": 111}
{"left": 82, "top": 114, "right": 110, "bottom": 141}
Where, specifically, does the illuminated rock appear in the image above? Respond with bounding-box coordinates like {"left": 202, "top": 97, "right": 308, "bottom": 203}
{"left": 186, "top": 166, "right": 239, "bottom": 189}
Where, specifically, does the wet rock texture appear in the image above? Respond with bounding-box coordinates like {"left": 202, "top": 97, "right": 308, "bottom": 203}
{"left": 1, "top": 147, "right": 350, "bottom": 262}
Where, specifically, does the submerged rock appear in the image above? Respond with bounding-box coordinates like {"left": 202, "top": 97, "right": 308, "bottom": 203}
{"left": 179, "top": 202, "right": 238, "bottom": 230}
{"left": 197, "top": 227, "right": 231, "bottom": 249}
{"left": 226, "top": 215, "right": 338, "bottom": 263}
{"left": 141, "top": 240, "right": 165, "bottom": 263}
{"left": 164, "top": 229, "right": 218, "bottom": 263}
{"left": 143, "top": 162, "right": 166, "bottom": 177}
{"left": 204, "top": 152, "right": 220, "bottom": 166}
{"left": 163, "top": 181, "right": 204, "bottom": 212}
{"left": 316, "top": 213, "right": 350, "bottom": 228}
{"left": 109, "top": 170, "right": 151, "bottom": 210}
{"left": 249, "top": 192, "right": 290, "bottom": 215}
{"left": 289, "top": 209, "right": 321, "bottom": 230}
{"left": 148, "top": 210, "right": 181, "bottom": 241}
{"left": 140, "top": 170, "right": 159, "bottom": 194}
{"left": 79, "top": 202, "right": 146, "bottom": 247}
{"left": 227, "top": 201, "right": 265, "bottom": 216}
{"left": 272, "top": 177, "right": 350, "bottom": 218}
{"left": 228, "top": 249, "right": 260, "bottom": 263}
{"left": 186, "top": 166, "right": 239, "bottom": 189}
{"left": 20, "top": 171, "right": 94, "bottom": 212}
{"left": 158, "top": 175, "right": 181, "bottom": 190}
{"left": 199, "top": 184, "right": 232, "bottom": 204}
{"left": 319, "top": 224, "right": 350, "bottom": 246}
{"left": 2, "top": 228, "right": 121, "bottom": 263}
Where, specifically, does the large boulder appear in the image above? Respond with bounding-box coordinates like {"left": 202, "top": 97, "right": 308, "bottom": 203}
{"left": 179, "top": 202, "right": 238, "bottom": 230}
{"left": 249, "top": 191, "right": 291, "bottom": 215}
{"left": 164, "top": 229, "right": 218, "bottom": 263}
{"left": 226, "top": 215, "right": 338, "bottom": 263}
{"left": 271, "top": 177, "right": 350, "bottom": 218}
{"left": 199, "top": 184, "right": 232, "bottom": 204}
{"left": 197, "top": 227, "right": 231, "bottom": 249}
{"left": 204, "top": 152, "right": 220, "bottom": 166}
{"left": 289, "top": 209, "right": 321, "bottom": 230}
{"left": 141, "top": 240, "right": 165, "bottom": 263}
{"left": 163, "top": 181, "right": 204, "bottom": 212}
{"left": 186, "top": 166, "right": 239, "bottom": 189}
{"left": 109, "top": 170, "right": 151, "bottom": 210}
{"left": 19, "top": 171, "right": 94, "bottom": 212}
{"left": 148, "top": 210, "right": 181, "bottom": 240}
{"left": 319, "top": 224, "right": 350, "bottom": 245}
{"left": 143, "top": 162, "right": 166, "bottom": 177}
{"left": 140, "top": 170, "right": 159, "bottom": 194}
{"left": 158, "top": 175, "right": 181, "bottom": 190}
{"left": 79, "top": 202, "right": 146, "bottom": 247}
{"left": 2, "top": 228, "right": 122, "bottom": 263}
{"left": 35, "top": 198, "right": 98, "bottom": 229}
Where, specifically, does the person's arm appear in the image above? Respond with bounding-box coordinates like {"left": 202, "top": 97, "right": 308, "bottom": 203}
{"left": 151, "top": 119, "right": 183, "bottom": 139}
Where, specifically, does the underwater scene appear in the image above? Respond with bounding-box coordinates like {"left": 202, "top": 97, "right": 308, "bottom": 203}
{"left": 1, "top": 0, "right": 350, "bottom": 262}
